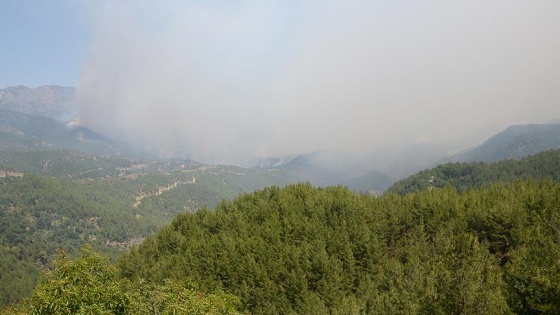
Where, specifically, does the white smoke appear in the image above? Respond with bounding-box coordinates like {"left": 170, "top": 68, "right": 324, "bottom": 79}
{"left": 77, "top": 1, "right": 560, "bottom": 164}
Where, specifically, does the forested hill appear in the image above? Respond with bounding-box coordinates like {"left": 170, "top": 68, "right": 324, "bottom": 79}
{"left": 118, "top": 181, "right": 560, "bottom": 314}
{"left": 387, "top": 148, "right": 560, "bottom": 195}
{"left": 0, "top": 109, "right": 154, "bottom": 158}
{"left": 0, "top": 174, "right": 145, "bottom": 307}
{"left": 450, "top": 123, "right": 560, "bottom": 162}
{"left": 0, "top": 162, "right": 289, "bottom": 308}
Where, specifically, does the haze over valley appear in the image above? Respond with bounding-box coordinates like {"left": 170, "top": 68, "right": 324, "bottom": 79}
{"left": 3, "top": 1, "right": 560, "bottom": 166}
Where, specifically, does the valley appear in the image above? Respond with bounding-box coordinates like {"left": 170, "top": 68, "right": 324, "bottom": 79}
{"left": 132, "top": 178, "right": 194, "bottom": 208}
{"left": 1, "top": 85, "right": 560, "bottom": 313}
{"left": 3, "top": 1, "right": 560, "bottom": 312}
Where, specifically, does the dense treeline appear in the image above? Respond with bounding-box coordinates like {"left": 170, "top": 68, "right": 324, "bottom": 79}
{"left": 3, "top": 147, "right": 560, "bottom": 312}
{"left": 0, "top": 174, "right": 150, "bottom": 255}
{"left": 119, "top": 181, "right": 560, "bottom": 314}
{"left": 0, "top": 162, "right": 289, "bottom": 308}
{"left": 3, "top": 245, "right": 242, "bottom": 314}
{"left": 388, "top": 148, "right": 560, "bottom": 194}
{"left": 0, "top": 246, "right": 38, "bottom": 308}
{"left": 0, "top": 149, "right": 141, "bottom": 179}
{"left": 0, "top": 174, "right": 145, "bottom": 306}
{"left": 452, "top": 123, "right": 560, "bottom": 162}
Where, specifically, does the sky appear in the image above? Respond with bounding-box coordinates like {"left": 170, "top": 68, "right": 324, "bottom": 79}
{"left": 0, "top": 1, "right": 90, "bottom": 88}
{"left": 2, "top": 1, "right": 560, "bottom": 164}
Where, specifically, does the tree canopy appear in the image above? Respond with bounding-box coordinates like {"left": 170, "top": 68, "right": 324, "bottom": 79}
{"left": 119, "top": 181, "right": 560, "bottom": 314}
{"left": 388, "top": 148, "right": 560, "bottom": 194}
{"left": 3, "top": 245, "right": 241, "bottom": 315}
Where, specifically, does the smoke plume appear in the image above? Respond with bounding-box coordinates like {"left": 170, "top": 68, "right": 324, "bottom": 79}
{"left": 77, "top": 1, "right": 560, "bottom": 164}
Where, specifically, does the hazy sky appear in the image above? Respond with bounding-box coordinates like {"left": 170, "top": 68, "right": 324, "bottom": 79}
{"left": 0, "top": 1, "right": 90, "bottom": 87}
{"left": 3, "top": 1, "right": 560, "bottom": 164}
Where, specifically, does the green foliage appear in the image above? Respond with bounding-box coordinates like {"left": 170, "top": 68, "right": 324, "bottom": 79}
{"left": 0, "top": 157, "right": 291, "bottom": 309}
{"left": 3, "top": 245, "right": 242, "bottom": 315}
{"left": 501, "top": 180, "right": 560, "bottom": 314}
{"left": 3, "top": 142, "right": 560, "bottom": 313}
{"left": 388, "top": 148, "right": 560, "bottom": 194}
{"left": 0, "top": 110, "right": 124, "bottom": 156}
{"left": 0, "top": 173, "right": 141, "bottom": 262}
{"left": 119, "top": 181, "right": 560, "bottom": 314}
{"left": 4, "top": 178, "right": 560, "bottom": 314}
{"left": 127, "top": 279, "right": 242, "bottom": 315}
{"left": 0, "top": 149, "right": 141, "bottom": 179}
{"left": 26, "top": 245, "right": 128, "bottom": 314}
{"left": 456, "top": 123, "right": 560, "bottom": 162}
{"left": 0, "top": 246, "right": 38, "bottom": 307}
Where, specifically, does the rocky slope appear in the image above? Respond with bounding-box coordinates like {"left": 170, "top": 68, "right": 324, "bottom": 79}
{"left": 0, "top": 85, "right": 76, "bottom": 120}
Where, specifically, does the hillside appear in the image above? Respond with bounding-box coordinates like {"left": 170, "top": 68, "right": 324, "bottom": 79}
{"left": 2, "top": 85, "right": 560, "bottom": 313}
{"left": 0, "top": 159, "right": 291, "bottom": 308}
{"left": 0, "top": 174, "right": 137, "bottom": 306}
{"left": 2, "top": 245, "right": 242, "bottom": 314}
{"left": 0, "top": 85, "right": 76, "bottom": 120}
{"left": 250, "top": 151, "right": 351, "bottom": 186}
{"left": 0, "top": 109, "right": 125, "bottom": 154}
{"left": 341, "top": 170, "right": 395, "bottom": 195}
{"left": 118, "top": 181, "right": 560, "bottom": 314}
{"left": 450, "top": 123, "right": 560, "bottom": 162}
{"left": 387, "top": 149, "right": 560, "bottom": 195}
{"left": 249, "top": 122, "right": 560, "bottom": 193}
{"left": 250, "top": 150, "right": 397, "bottom": 190}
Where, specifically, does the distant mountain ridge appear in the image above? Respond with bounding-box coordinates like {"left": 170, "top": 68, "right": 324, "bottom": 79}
{"left": 0, "top": 85, "right": 76, "bottom": 120}
{"left": 385, "top": 123, "right": 560, "bottom": 195}
{"left": 0, "top": 109, "right": 142, "bottom": 157}
{"left": 387, "top": 148, "right": 560, "bottom": 195}
{"left": 248, "top": 122, "right": 560, "bottom": 193}
{"left": 449, "top": 123, "right": 560, "bottom": 162}
{"left": 248, "top": 154, "right": 301, "bottom": 169}
{"left": 249, "top": 151, "right": 374, "bottom": 187}
{"left": 341, "top": 170, "right": 395, "bottom": 195}
{"left": 2, "top": 84, "right": 560, "bottom": 193}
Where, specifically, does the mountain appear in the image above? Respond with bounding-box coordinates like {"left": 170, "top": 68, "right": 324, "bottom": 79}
{"left": 341, "top": 123, "right": 560, "bottom": 187}
{"left": 341, "top": 170, "right": 395, "bottom": 195}
{"left": 249, "top": 151, "right": 354, "bottom": 186}
{"left": 0, "top": 109, "right": 157, "bottom": 158}
{"left": 3, "top": 84, "right": 560, "bottom": 311}
{"left": 0, "top": 109, "right": 116, "bottom": 154}
{"left": 381, "top": 123, "right": 560, "bottom": 195}
{"left": 380, "top": 143, "right": 451, "bottom": 179}
{"left": 250, "top": 150, "right": 397, "bottom": 188}
{"left": 248, "top": 154, "right": 301, "bottom": 169}
{"left": 387, "top": 148, "right": 560, "bottom": 195}
{"left": 449, "top": 123, "right": 560, "bottom": 162}
{"left": 0, "top": 85, "right": 76, "bottom": 121}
